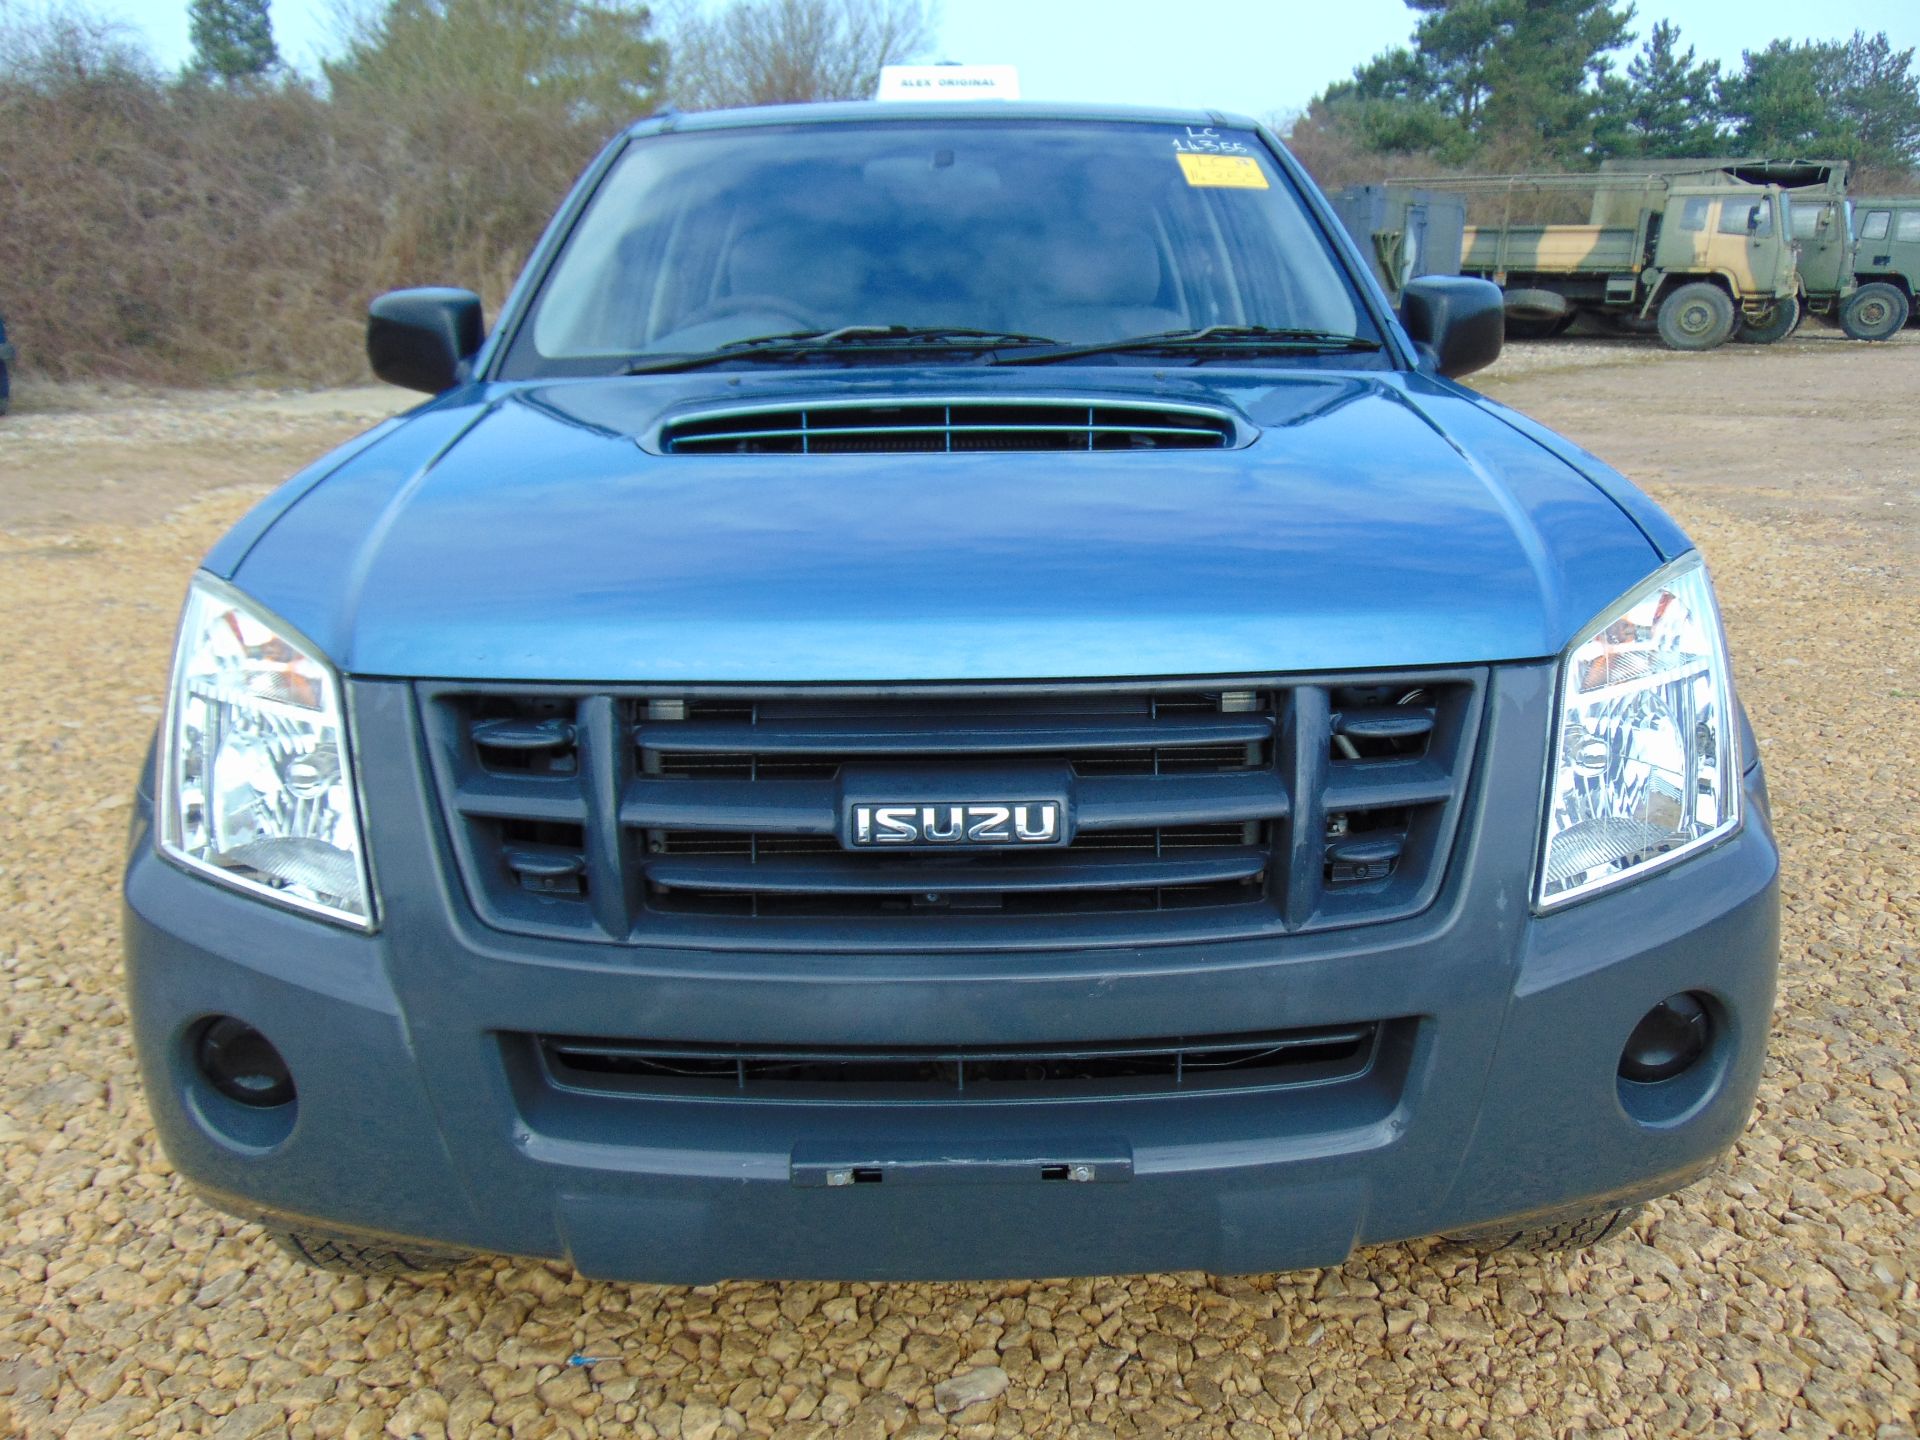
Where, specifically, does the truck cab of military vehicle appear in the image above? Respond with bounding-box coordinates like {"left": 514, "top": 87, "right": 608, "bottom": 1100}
{"left": 1638, "top": 183, "right": 1798, "bottom": 342}
{"left": 1847, "top": 198, "right": 1920, "bottom": 335}
{"left": 122, "top": 99, "right": 1780, "bottom": 1284}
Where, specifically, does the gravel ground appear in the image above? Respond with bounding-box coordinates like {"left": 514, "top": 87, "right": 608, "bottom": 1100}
{"left": 1, "top": 332, "right": 1916, "bottom": 1440}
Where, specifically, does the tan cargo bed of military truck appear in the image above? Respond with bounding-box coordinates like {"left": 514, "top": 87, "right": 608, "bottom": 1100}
{"left": 1394, "top": 172, "right": 1800, "bottom": 351}
{"left": 1462, "top": 224, "right": 1643, "bottom": 273}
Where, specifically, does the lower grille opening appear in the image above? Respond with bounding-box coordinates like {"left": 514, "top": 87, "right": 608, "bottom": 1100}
{"left": 644, "top": 823, "right": 1272, "bottom": 918}
{"left": 531, "top": 1022, "right": 1385, "bottom": 1102}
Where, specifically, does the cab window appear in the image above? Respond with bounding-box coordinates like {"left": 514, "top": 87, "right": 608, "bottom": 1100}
{"left": 1860, "top": 211, "right": 1891, "bottom": 241}
{"left": 1789, "top": 205, "right": 1823, "bottom": 242}
{"left": 1896, "top": 211, "right": 1920, "bottom": 243}
{"left": 1677, "top": 197, "right": 1710, "bottom": 232}
{"left": 1717, "top": 198, "right": 1770, "bottom": 236}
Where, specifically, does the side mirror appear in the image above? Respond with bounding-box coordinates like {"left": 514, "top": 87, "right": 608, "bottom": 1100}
{"left": 1400, "top": 276, "right": 1504, "bottom": 380}
{"left": 367, "top": 288, "right": 484, "bottom": 394}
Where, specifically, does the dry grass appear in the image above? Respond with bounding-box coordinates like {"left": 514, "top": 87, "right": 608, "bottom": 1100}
{"left": 0, "top": 40, "right": 607, "bottom": 386}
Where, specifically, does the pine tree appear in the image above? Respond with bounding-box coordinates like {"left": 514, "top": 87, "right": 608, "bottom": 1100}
{"left": 1593, "top": 21, "right": 1724, "bottom": 158}
{"left": 1720, "top": 32, "right": 1920, "bottom": 172}
{"left": 187, "top": 0, "right": 279, "bottom": 84}
{"left": 1315, "top": 0, "right": 1635, "bottom": 165}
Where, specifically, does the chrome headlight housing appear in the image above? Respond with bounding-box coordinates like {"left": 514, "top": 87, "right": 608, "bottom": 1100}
{"left": 158, "top": 575, "right": 374, "bottom": 928}
{"left": 1536, "top": 554, "right": 1741, "bottom": 910}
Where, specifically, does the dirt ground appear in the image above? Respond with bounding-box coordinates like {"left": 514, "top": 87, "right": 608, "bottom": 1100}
{"left": 0, "top": 331, "right": 1915, "bottom": 1440}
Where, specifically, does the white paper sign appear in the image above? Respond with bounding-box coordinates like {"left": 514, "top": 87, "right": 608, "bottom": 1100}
{"left": 876, "top": 65, "right": 1021, "bottom": 102}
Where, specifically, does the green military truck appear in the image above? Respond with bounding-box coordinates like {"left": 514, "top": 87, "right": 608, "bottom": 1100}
{"left": 1600, "top": 159, "right": 1909, "bottom": 341}
{"left": 1394, "top": 171, "right": 1798, "bottom": 351}
{"left": 1845, "top": 196, "right": 1920, "bottom": 336}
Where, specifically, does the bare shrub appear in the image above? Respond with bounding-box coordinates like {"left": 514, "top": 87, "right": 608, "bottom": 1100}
{"left": 663, "top": 0, "right": 934, "bottom": 110}
{"left": 0, "top": 0, "right": 658, "bottom": 386}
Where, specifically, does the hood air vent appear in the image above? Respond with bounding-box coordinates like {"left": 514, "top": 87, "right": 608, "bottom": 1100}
{"left": 657, "top": 399, "right": 1242, "bottom": 455}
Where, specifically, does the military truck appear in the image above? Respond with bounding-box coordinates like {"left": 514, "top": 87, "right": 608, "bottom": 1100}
{"left": 1600, "top": 159, "right": 1909, "bottom": 342}
{"left": 1329, "top": 185, "right": 1467, "bottom": 302}
{"left": 1846, "top": 196, "right": 1920, "bottom": 335}
{"left": 1394, "top": 171, "right": 1798, "bottom": 350}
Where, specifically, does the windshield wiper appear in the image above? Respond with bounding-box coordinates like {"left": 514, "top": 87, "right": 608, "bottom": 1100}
{"left": 622, "top": 325, "right": 1058, "bottom": 375}
{"left": 994, "top": 325, "right": 1383, "bottom": 367}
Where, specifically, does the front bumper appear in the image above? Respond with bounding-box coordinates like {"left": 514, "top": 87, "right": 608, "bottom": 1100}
{"left": 123, "top": 670, "right": 1780, "bottom": 1282}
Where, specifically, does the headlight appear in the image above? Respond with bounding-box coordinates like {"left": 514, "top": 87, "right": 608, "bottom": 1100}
{"left": 158, "top": 575, "right": 374, "bottom": 928}
{"left": 1536, "top": 555, "right": 1741, "bottom": 910}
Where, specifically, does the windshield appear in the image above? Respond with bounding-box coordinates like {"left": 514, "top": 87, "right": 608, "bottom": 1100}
{"left": 504, "top": 120, "right": 1378, "bottom": 375}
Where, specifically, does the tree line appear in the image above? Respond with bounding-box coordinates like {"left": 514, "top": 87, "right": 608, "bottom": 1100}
{"left": 7, "top": 0, "right": 1920, "bottom": 388}
{"left": 1293, "top": 0, "right": 1920, "bottom": 184}
{"left": 0, "top": 0, "right": 933, "bottom": 385}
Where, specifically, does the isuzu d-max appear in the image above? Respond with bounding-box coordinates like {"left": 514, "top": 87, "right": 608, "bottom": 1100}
{"left": 123, "top": 102, "right": 1779, "bottom": 1281}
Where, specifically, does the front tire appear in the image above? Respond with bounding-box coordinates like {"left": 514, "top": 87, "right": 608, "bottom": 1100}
{"left": 1735, "top": 295, "right": 1801, "bottom": 345}
{"left": 1841, "top": 282, "right": 1910, "bottom": 341}
{"left": 1445, "top": 1203, "right": 1644, "bottom": 1255}
{"left": 1656, "top": 283, "right": 1736, "bottom": 351}
{"left": 1503, "top": 313, "right": 1576, "bottom": 341}
{"left": 267, "top": 1226, "right": 474, "bottom": 1277}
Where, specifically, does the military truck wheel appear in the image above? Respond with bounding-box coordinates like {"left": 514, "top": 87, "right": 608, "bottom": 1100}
{"left": 1841, "top": 282, "right": 1910, "bottom": 341}
{"left": 1503, "top": 314, "right": 1574, "bottom": 341}
{"left": 1444, "top": 1204, "right": 1644, "bottom": 1255}
{"left": 266, "top": 1226, "right": 474, "bottom": 1277}
{"left": 1501, "top": 287, "right": 1570, "bottom": 323}
{"left": 1735, "top": 296, "right": 1800, "bottom": 345}
{"left": 1656, "top": 283, "right": 1736, "bottom": 351}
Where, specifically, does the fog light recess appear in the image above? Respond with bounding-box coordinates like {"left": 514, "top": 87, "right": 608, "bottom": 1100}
{"left": 1618, "top": 993, "right": 1710, "bottom": 1083}
{"left": 1616, "top": 991, "right": 1727, "bottom": 1129}
{"left": 196, "top": 1017, "right": 296, "bottom": 1108}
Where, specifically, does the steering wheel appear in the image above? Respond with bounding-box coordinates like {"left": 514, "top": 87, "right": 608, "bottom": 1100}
{"left": 683, "top": 294, "right": 823, "bottom": 333}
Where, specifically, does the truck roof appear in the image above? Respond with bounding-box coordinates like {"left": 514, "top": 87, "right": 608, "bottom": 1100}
{"left": 1382, "top": 169, "right": 1766, "bottom": 192}
{"left": 624, "top": 99, "right": 1265, "bottom": 138}
{"left": 1597, "top": 157, "right": 1850, "bottom": 191}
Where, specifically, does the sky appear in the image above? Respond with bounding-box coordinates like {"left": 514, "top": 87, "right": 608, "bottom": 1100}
{"left": 78, "top": 0, "right": 1920, "bottom": 118}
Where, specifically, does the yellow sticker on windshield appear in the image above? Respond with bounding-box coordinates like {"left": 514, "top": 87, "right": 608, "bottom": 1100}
{"left": 1176, "top": 153, "right": 1269, "bottom": 189}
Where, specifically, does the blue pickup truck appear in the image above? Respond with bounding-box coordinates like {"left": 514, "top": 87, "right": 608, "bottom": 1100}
{"left": 124, "top": 101, "right": 1779, "bottom": 1282}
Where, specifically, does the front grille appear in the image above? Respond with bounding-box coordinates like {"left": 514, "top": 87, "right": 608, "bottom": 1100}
{"left": 528, "top": 1022, "right": 1390, "bottom": 1102}
{"left": 656, "top": 399, "right": 1242, "bottom": 455}
{"left": 421, "top": 675, "right": 1484, "bottom": 949}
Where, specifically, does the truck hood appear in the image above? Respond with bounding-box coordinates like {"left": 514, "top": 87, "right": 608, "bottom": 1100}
{"left": 229, "top": 370, "right": 1665, "bottom": 682}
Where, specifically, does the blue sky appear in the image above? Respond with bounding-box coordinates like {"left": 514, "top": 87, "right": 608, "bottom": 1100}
{"left": 80, "top": 0, "right": 1920, "bottom": 119}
